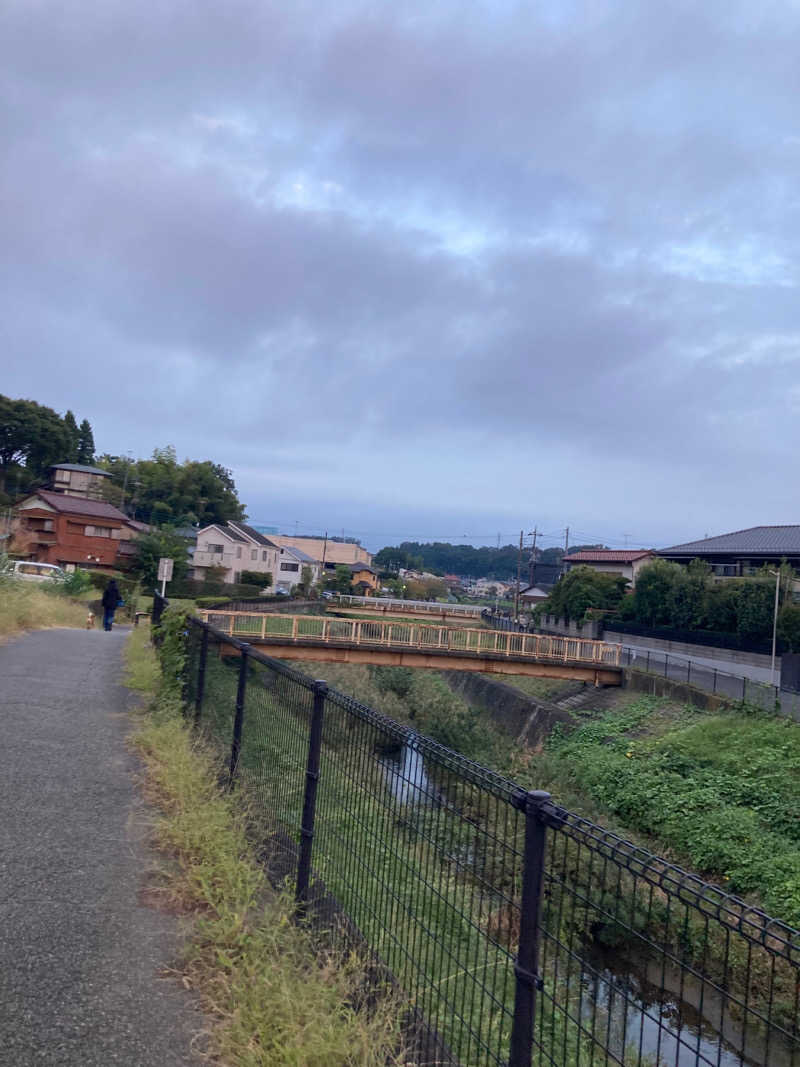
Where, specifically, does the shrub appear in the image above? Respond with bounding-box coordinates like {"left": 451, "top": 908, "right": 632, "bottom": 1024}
{"left": 241, "top": 570, "right": 273, "bottom": 589}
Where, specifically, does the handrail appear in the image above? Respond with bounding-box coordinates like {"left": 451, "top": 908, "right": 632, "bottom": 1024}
{"left": 331, "top": 594, "right": 484, "bottom": 616}
{"left": 198, "top": 611, "right": 622, "bottom": 667}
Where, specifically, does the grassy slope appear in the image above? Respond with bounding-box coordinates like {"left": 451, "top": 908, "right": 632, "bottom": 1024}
{"left": 0, "top": 580, "right": 87, "bottom": 639}
{"left": 124, "top": 625, "right": 406, "bottom": 1067}
{"left": 296, "top": 660, "right": 800, "bottom": 926}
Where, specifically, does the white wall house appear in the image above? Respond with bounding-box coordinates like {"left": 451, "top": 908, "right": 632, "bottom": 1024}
{"left": 193, "top": 522, "right": 280, "bottom": 585}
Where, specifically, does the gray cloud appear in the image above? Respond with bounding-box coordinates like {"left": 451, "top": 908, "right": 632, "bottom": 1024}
{"left": 3, "top": 0, "right": 800, "bottom": 547}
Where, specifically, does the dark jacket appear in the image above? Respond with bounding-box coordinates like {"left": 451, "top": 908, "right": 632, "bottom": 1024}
{"left": 101, "top": 582, "right": 122, "bottom": 609}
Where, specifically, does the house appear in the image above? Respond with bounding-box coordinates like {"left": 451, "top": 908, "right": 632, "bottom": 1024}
{"left": 48, "top": 463, "right": 112, "bottom": 501}
{"left": 270, "top": 535, "right": 373, "bottom": 576}
{"left": 192, "top": 522, "right": 280, "bottom": 585}
{"left": 350, "top": 562, "right": 379, "bottom": 595}
{"left": 11, "top": 490, "right": 141, "bottom": 571}
{"left": 467, "top": 578, "right": 514, "bottom": 598}
{"left": 192, "top": 522, "right": 321, "bottom": 590}
{"left": 657, "top": 526, "right": 800, "bottom": 577}
{"left": 562, "top": 549, "right": 656, "bottom": 587}
{"left": 520, "top": 584, "right": 550, "bottom": 605}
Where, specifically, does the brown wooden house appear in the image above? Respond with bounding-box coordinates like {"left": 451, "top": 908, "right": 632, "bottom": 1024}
{"left": 11, "top": 490, "right": 140, "bottom": 572}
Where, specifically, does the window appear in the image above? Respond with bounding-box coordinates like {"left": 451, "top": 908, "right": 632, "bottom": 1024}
{"left": 251, "top": 549, "right": 257, "bottom": 561}
{"left": 262, "top": 551, "right": 268, "bottom": 562}
{"left": 236, "top": 547, "right": 242, "bottom": 559}
{"left": 280, "top": 562, "right": 299, "bottom": 572}
{"left": 85, "top": 525, "right": 112, "bottom": 537}
{"left": 206, "top": 543, "right": 224, "bottom": 554}
{"left": 54, "top": 470, "right": 70, "bottom": 484}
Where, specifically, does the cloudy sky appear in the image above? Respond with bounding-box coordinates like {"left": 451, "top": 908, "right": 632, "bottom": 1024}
{"left": 3, "top": 2, "right": 800, "bottom": 552}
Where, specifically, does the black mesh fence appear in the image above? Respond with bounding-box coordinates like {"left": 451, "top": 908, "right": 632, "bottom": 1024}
{"left": 172, "top": 612, "right": 799, "bottom": 1067}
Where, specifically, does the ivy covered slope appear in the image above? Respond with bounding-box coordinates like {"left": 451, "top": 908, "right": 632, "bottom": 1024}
{"left": 547, "top": 698, "right": 800, "bottom": 926}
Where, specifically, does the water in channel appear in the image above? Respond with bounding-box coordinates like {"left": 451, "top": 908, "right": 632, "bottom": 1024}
{"left": 378, "top": 740, "right": 791, "bottom": 1067}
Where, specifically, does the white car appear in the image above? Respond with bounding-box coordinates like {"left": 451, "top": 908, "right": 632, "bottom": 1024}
{"left": 11, "top": 561, "right": 67, "bottom": 583}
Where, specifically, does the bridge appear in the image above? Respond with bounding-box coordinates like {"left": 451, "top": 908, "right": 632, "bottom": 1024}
{"left": 329, "top": 594, "right": 485, "bottom": 622}
{"left": 198, "top": 610, "right": 623, "bottom": 684}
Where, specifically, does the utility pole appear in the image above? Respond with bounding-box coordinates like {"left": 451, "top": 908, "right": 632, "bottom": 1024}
{"left": 561, "top": 526, "right": 569, "bottom": 578}
{"left": 514, "top": 529, "right": 523, "bottom": 621}
{"left": 321, "top": 530, "right": 328, "bottom": 586}
{"left": 528, "top": 526, "right": 538, "bottom": 586}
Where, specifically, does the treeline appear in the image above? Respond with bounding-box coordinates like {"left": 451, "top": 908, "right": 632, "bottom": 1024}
{"left": 0, "top": 395, "right": 95, "bottom": 499}
{"left": 538, "top": 559, "right": 800, "bottom": 650}
{"left": 374, "top": 541, "right": 594, "bottom": 581}
{"left": 99, "top": 446, "right": 244, "bottom": 527}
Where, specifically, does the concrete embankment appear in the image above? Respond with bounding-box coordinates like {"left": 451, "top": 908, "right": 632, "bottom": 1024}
{"left": 439, "top": 670, "right": 578, "bottom": 746}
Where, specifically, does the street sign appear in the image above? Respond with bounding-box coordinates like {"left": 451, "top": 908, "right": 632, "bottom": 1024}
{"left": 157, "top": 557, "right": 174, "bottom": 582}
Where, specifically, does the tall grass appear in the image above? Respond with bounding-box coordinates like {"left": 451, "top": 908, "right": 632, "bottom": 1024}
{"left": 124, "top": 626, "right": 407, "bottom": 1067}
{"left": 0, "top": 580, "right": 88, "bottom": 639}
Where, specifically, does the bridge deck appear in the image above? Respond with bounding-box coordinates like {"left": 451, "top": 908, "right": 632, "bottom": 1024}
{"left": 199, "top": 611, "right": 623, "bottom": 683}
{"left": 331, "top": 595, "right": 484, "bottom": 620}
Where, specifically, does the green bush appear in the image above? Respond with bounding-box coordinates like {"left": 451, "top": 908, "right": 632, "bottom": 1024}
{"left": 241, "top": 570, "right": 273, "bottom": 589}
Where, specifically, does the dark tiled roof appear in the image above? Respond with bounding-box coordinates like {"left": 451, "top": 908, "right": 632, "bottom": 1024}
{"left": 228, "top": 522, "right": 276, "bottom": 547}
{"left": 24, "top": 491, "right": 128, "bottom": 521}
{"left": 659, "top": 526, "right": 800, "bottom": 556}
{"left": 50, "top": 463, "right": 110, "bottom": 476}
{"left": 350, "top": 562, "right": 377, "bottom": 574}
{"left": 565, "top": 550, "right": 654, "bottom": 563}
{"left": 215, "top": 523, "right": 247, "bottom": 543}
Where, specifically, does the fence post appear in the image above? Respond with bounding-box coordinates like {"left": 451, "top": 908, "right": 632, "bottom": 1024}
{"left": 687, "top": 660, "right": 691, "bottom": 685}
{"left": 713, "top": 669, "right": 717, "bottom": 694}
{"left": 296, "top": 680, "right": 327, "bottom": 914}
{"left": 194, "top": 625, "right": 209, "bottom": 727}
{"left": 664, "top": 654, "right": 669, "bottom": 678}
{"left": 228, "top": 643, "right": 250, "bottom": 789}
{"left": 742, "top": 675, "right": 746, "bottom": 703}
{"left": 646, "top": 650, "right": 650, "bottom": 672}
{"left": 509, "top": 790, "right": 550, "bottom": 1067}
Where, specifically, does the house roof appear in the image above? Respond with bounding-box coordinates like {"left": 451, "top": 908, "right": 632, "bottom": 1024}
{"left": 564, "top": 550, "right": 654, "bottom": 564}
{"left": 228, "top": 521, "right": 277, "bottom": 548}
{"left": 350, "top": 562, "right": 377, "bottom": 574}
{"left": 287, "top": 547, "right": 316, "bottom": 563}
{"left": 659, "top": 526, "right": 800, "bottom": 557}
{"left": 22, "top": 490, "right": 128, "bottom": 522}
{"left": 50, "top": 463, "right": 110, "bottom": 477}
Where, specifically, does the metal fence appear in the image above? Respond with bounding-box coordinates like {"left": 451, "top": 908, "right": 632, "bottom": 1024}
{"left": 485, "top": 613, "right": 800, "bottom": 719}
{"left": 158, "top": 598, "right": 800, "bottom": 1067}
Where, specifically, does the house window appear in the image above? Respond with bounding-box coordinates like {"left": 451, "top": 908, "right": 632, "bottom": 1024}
{"left": 251, "top": 549, "right": 257, "bottom": 561}
{"left": 54, "top": 470, "right": 70, "bottom": 484}
{"left": 85, "top": 525, "right": 112, "bottom": 537}
{"left": 206, "top": 543, "right": 224, "bottom": 554}
{"left": 236, "top": 547, "right": 242, "bottom": 559}
{"left": 280, "top": 562, "right": 300, "bottom": 572}
{"left": 262, "top": 551, "right": 267, "bottom": 562}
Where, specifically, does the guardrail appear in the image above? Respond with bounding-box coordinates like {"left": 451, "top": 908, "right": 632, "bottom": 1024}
{"left": 198, "top": 610, "right": 623, "bottom": 666}
{"left": 333, "top": 594, "right": 484, "bottom": 617}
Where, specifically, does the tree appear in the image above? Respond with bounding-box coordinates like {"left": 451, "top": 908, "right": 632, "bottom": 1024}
{"left": 333, "top": 564, "right": 353, "bottom": 593}
{"left": 63, "top": 411, "right": 80, "bottom": 463}
{"left": 0, "top": 395, "right": 72, "bottom": 496}
{"left": 543, "top": 566, "right": 627, "bottom": 622}
{"left": 98, "top": 447, "right": 245, "bottom": 525}
{"left": 77, "top": 419, "right": 95, "bottom": 465}
{"left": 129, "top": 527, "right": 189, "bottom": 588}
{"left": 631, "top": 559, "right": 684, "bottom": 627}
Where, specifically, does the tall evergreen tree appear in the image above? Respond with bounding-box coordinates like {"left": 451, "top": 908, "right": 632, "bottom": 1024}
{"left": 77, "top": 419, "right": 95, "bottom": 465}
{"left": 63, "top": 410, "right": 80, "bottom": 463}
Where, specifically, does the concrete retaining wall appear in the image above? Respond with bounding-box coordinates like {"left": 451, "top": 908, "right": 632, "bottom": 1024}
{"left": 440, "top": 670, "right": 577, "bottom": 747}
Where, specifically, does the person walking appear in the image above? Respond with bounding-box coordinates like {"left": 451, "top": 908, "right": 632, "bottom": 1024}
{"left": 101, "top": 579, "right": 123, "bottom": 631}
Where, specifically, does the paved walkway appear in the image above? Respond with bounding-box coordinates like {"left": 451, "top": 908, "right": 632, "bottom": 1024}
{"left": 0, "top": 627, "right": 200, "bottom": 1066}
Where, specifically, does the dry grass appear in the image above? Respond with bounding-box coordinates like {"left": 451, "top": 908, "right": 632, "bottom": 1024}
{"left": 124, "top": 627, "right": 407, "bottom": 1067}
{"left": 0, "top": 580, "right": 88, "bottom": 640}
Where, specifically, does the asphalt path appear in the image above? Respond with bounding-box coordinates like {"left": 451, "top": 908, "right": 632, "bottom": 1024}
{"left": 0, "top": 627, "right": 201, "bottom": 1066}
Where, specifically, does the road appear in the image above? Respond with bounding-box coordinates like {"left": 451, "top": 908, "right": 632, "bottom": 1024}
{"left": 615, "top": 638, "right": 778, "bottom": 686}
{"left": 0, "top": 627, "right": 200, "bottom": 1066}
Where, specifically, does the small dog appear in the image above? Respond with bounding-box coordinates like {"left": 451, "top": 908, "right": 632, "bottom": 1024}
{"left": 86, "top": 611, "right": 95, "bottom": 630}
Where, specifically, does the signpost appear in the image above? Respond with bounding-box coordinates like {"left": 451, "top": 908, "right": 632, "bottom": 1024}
{"left": 157, "top": 556, "right": 174, "bottom": 598}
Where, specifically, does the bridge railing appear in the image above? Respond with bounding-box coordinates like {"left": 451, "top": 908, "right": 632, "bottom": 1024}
{"left": 333, "top": 594, "right": 485, "bottom": 617}
{"left": 198, "top": 610, "right": 622, "bottom": 666}
{"left": 169, "top": 609, "right": 800, "bottom": 1067}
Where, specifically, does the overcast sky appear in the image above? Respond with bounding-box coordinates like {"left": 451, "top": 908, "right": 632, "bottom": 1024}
{"left": 3, "top": 2, "right": 799, "bottom": 552}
